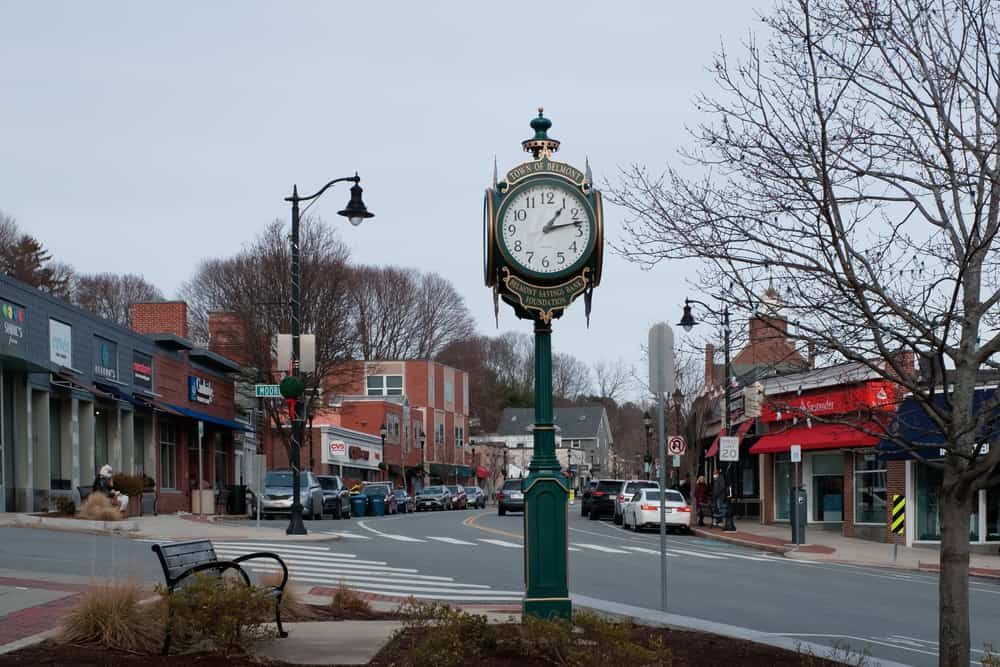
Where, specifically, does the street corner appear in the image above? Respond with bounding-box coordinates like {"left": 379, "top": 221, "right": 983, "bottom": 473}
{"left": 0, "top": 579, "right": 89, "bottom": 653}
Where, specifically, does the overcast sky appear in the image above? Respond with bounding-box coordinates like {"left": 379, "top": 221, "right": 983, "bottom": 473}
{"left": 1, "top": 1, "right": 771, "bottom": 399}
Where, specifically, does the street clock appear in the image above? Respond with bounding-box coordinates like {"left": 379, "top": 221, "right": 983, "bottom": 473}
{"left": 484, "top": 109, "right": 603, "bottom": 323}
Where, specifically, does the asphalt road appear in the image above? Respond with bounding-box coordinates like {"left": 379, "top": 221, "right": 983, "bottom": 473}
{"left": 2, "top": 508, "right": 998, "bottom": 666}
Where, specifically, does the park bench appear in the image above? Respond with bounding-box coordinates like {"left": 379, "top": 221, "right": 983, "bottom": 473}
{"left": 151, "top": 539, "right": 288, "bottom": 655}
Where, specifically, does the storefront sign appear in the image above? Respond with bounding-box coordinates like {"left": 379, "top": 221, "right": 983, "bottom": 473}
{"left": 1, "top": 300, "right": 26, "bottom": 354}
{"left": 49, "top": 319, "right": 72, "bottom": 367}
{"left": 188, "top": 376, "right": 214, "bottom": 404}
{"left": 132, "top": 351, "right": 153, "bottom": 391}
{"left": 761, "top": 381, "right": 895, "bottom": 422}
{"left": 93, "top": 336, "right": 118, "bottom": 381}
{"left": 329, "top": 441, "right": 346, "bottom": 457}
{"left": 349, "top": 445, "right": 370, "bottom": 461}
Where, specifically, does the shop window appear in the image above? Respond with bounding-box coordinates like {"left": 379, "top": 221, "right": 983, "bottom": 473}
{"left": 366, "top": 375, "right": 403, "bottom": 396}
{"left": 774, "top": 452, "right": 793, "bottom": 521}
{"left": 811, "top": 453, "right": 843, "bottom": 522}
{"left": 988, "top": 485, "right": 999, "bottom": 542}
{"left": 49, "top": 400, "right": 66, "bottom": 489}
{"left": 133, "top": 420, "right": 145, "bottom": 477}
{"left": 916, "top": 463, "right": 979, "bottom": 541}
{"left": 160, "top": 423, "right": 177, "bottom": 490}
{"left": 94, "top": 409, "right": 109, "bottom": 474}
{"left": 738, "top": 454, "right": 758, "bottom": 498}
{"left": 854, "top": 452, "right": 887, "bottom": 524}
{"left": 214, "top": 447, "right": 227, "bottom": 489}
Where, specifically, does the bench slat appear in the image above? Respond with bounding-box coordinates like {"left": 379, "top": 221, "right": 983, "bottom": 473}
{"left": 154, "top": 540, "right": 218, "bottom": 582}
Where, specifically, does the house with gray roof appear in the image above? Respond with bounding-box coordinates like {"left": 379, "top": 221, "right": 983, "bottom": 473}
{"left": 487, "top": 405, "right": 612, "bottom": 490}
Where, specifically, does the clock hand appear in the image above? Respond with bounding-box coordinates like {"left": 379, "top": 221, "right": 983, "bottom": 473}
{"left": 544, "top": 220, "right": 583, "bottom": 231}
{"left": 541, "top": 206, "right": 565, "bottom": 232}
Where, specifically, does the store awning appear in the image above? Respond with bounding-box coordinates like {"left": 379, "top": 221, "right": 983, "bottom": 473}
{"left": 50, "top": 372, "right": 113, "bottom": 400}
{"left": 455, "top": 465, "right": 474, "bottom": 477}
{"left": 706, "top": 420, "right": 754, "bottom": 458}
{"left": 750, "top": 422, "right": 880, "bottom": 454}
{"left": 162, "top": 402, "right": 251, "bottom": 432}
{"left": 878, "top": 390, "right": 999, "bottom": 461}
{"left": 429, "top": 463, "right": 452, "bottom": 477}
{"left": 95, "top": 381, "right": 147, "bottom": 409}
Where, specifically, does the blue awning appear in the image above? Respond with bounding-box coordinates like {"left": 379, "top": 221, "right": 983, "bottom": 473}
{"left": 95, "top": 382, "right": 147, "bottom": 409}
{"left": 877, "top": 388, "right": 999, "bottom": 460}
{"left": 162, "top": 402, "right": 251, "bottom": 432}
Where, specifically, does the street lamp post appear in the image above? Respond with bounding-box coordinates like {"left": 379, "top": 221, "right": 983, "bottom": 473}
{"left": 643, "top": 410, "right": 653, "bottom": 481}
{"left": 679, "top": 298, "right": 737, "bottom": 532}
{"left": 419, "top": 431, "right": 426, "bottom": 490}
{"left": 379, "top": 424, "right": 388, "bottom": 483}
{"left": 283, "top": 174, "right": 373, "bottom": 536}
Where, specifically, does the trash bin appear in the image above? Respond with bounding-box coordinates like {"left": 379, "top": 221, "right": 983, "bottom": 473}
{"left": 350, "top": 495, "right": 367, "bottom": 518}
{"left": 790, "top": 486, "right": 807, "bottom": 545}
{"left": 227, "top": 485, "right": 247, "bottom": 516}
{"left": 369, "top": 495, "right": 385, "bottom": 517}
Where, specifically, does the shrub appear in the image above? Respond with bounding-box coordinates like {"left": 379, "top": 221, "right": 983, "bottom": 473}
{"left": 112, "top": 473, "right": 144, "bottom": 498}
{"left": 331, "top": 583, "right": 374, "bottom": 618}
{"left": 53, "top": 495, "right": 76, "bottom": 515}
{"left": 398, "top": 599, "right": 497, "bottom": 667}
{"left": 570, "top": 611, "right": 671, "bottom": 666}
{"left": 257, "top": 573, "right": 315, "bottom": 621}
{"left": 163, "top": 572, "right": 275, "bottom": 656}
{"left": 78, "top": 493, "right": 122, "bottom": 521}
{"left": 59, "top": 580, "right": 162, "bottom": 653}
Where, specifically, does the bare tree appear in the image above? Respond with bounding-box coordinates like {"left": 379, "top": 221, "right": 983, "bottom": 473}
{"left": 180, "top": 218, "right": 359, "bottom": 457}
{"left": 592, "top": 358, "right": 634, "bottom": 403}
{"left": 72, "top": 273, "right": 164, "bottom": 327}
{"left": 552, "top": 352, "right": 593, "bottom": 401}
{"left": 411, "top": 272, "right": 477, "bottom": 359}
{"left": 611, "top": 1, "right": 1000, "bottom": 662}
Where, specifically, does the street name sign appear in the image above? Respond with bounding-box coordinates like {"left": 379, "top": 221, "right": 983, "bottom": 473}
{"left": 790, "top": 444, "right": 802, "bottom": 462}
{"left": 255, "top": 384, "right": 282, "bottom": 398}
{"left": 667, "top": 435, "right": 686, "bottom": 456}
{"left": 719, "top": 436, "right": 739, "bottom": 461}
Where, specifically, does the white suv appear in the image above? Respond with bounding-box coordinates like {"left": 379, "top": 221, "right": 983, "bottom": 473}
{"left": 613, "top": 480, "right": 660, "bottom": 525}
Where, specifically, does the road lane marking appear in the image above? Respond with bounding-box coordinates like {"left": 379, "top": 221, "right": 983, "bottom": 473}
{"left": 568, "top": 547, "right": 581, "bottom": 551}
{"left": 357, "top": 520, "right": 426, "bottom": 542}
{"left": 711, "top": 552, "right": 772, "bottom": 562}
{"left": 478, "top": 539, "right": 522, "bottom": 548}
{"left": 321, "top": 531, "right": 370, "bottom": 539}
{"left": 573, "top": 543, "right": 630, "bottom": 554}
{"left": 212, "top": 542, "right": 343, "bottom": 553}
{"left": 624, "top": 547, "right": 675, "bottom": 556}
{"left": 664, "top": 548, "right": 726, "bottom": 560}
{"left": 426, "top": 537, "right": 477, "bottom": 545}
{"left": 463, "top": 513, "right": 523, "bottom": 540}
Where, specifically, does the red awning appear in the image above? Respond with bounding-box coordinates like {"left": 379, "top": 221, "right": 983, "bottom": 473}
{"left": 476, "top": 466, "right": 490, "bottom": 479}
{"left": 705, "top": 420, "right": 753, "bottom": 458}
{"left": 749, "top": 422, "right": 880, "bottom": 454}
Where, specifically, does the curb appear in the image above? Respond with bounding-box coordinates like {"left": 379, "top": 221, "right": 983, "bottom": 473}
{"left": 571, "top": 594, "right": 913, "bottom": 667}
{"left": 0, "top": 628, "right": 59, "bottom": 656}
{"left": 917, "top": 562, "right": 1000, "bottom": 580}
{"left": 691, "top": 527, "right": 789, "bottom": 554}
{"left": 11, "top": 513, "right": 139, "bottom": 534}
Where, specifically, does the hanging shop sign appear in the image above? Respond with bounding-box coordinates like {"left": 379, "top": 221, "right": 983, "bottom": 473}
{"left": 49, "top": 319, "right": 72, "bottom": 367}
{"left": 132, "top": 351, "right": 153, "bottom": 391}
{"left": 93, "top": 336, "right": 118, "bottom": 381}
{"left": 188, "top": 376, "right": 214, "bottom": 404}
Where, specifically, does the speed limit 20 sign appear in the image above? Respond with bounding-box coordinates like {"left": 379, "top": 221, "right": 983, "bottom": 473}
{"left": 667, "top": 436, "right": 687, "bottom": 456}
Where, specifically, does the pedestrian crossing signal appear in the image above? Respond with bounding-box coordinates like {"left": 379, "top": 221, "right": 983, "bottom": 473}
{"left": 891, "top": 494, "right": 905, "bottom": 535}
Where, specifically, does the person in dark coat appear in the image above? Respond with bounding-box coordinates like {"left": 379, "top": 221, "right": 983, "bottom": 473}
{"left": 711, "top": 469, "right": 727, "bottom": 527}
{"left": 92, "top": 464, "right": 128, "bottom": 512}
{"left": 693, "top": 475, "right": 708, "bottom": 526}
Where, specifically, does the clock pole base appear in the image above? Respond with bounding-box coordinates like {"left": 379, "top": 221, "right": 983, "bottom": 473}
{"left": 523, "top": 596, "right": 572, "bottom": 622}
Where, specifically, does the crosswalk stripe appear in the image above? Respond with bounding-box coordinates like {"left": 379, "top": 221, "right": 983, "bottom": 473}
{"left": 426, "top": 537, "right": 477, "bottom": 545}
{"left": 213, "top": 542, "right": 343, "bottom": 553}
{"left": 573, "top": 543, "right": 630, "bottom": 554}
{"left": 239, "top": 561, "right": 450, "bottom": 580}
{"left": 666, "top": 548, "right": 726, "bottom": 560}
{"left": 348, "top": 588, "right": 523, "bottom": 601}
{"left": 213, "top": 549, "right": 388, "bottom": 566}
{"left": 240, "top": 566, "right": 512, "bottom": 594}
{"left": 242, "top": 564, "right": 477, "bottom": 587}
{"left": 321, "top": 531, "right": 371, "bottom": 539}
{"left": 478, "top": 539, "right": 522, "bottom": 548}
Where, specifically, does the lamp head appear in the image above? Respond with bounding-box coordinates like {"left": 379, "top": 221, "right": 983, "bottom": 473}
{"left": 418, "top": 431, "right": 426, "bottom": 448}
{"left": 338, "top": 177, "right": 374, "bottom": 226}
{"left": 379, "top": 424, "right": 387, "bottom": 439}
{"left": 679, "top": 301, "right": 697, "bottom": 332}
{"left": 642, "top": 410, "right": 652, "bottom": 428}
{"left": 673, "top": 387, "right": 683, "bottom": 404}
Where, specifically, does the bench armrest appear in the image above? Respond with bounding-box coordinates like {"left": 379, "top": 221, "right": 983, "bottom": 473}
{"left": 170, "top": 560, "right": 251, "bottom": 591}
{"left": 231, "top": 552, "right": 288, "bottom": 590}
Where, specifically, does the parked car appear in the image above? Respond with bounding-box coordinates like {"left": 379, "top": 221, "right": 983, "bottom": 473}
{"left": 361, "top": 482, "right": 398, "bottom": 514}
{"left": 393, "top": 488, "right": 415, "bottom": 513}
{"left": 446, "top": 485, "right": 468, "bottom": 509}
{"left": 316, "top": 474, "right": 351, "bottom": 519}
{"left": 415, "top": 485, "right": 452, "bottom": 511}
{"left": 587, "top": 478, "right": 625, "bottom": 520}
{"left": 464, "top": 486, "right": 486, "bottom": 509}
{"left": 497, "top": 478, "right": 524, "bottom": 516}
{"left": 622, "top": 488, "right": 692, "bottom": 532}
{"left": 614, "top": 480, "right": 660, "bottom": 525}
{"left": 259, "top": 470, "right": 324, "bottom": 520}
{"left": 580, "top": 480, "right": 599, "bottom": 517}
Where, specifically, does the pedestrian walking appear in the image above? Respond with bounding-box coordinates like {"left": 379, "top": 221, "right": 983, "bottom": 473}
{"left": 679, "top": 472, "right": 691, "bottom": 502}
{"left": 711, "top": 469, "right": 726, "bottom": 527}
{"left": 693, "top": 475, "right": 708, "bottom": 526}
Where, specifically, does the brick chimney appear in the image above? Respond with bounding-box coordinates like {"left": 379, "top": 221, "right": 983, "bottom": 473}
{"left": 807, "top": 341, "right": 816, "bottom": 369}
{"left": 131, "top": 302, "right": 188, "bottom": 338}
{"left": 705, "top": 343, "right": 715, "bottom": 386}
{"left": 749, "top": 315, "right": 788, "bottom": 343}
{"left": 208, "top": 312, "right": 249, "bottom": 366}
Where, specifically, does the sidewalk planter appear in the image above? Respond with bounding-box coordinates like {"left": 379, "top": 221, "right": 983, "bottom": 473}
{"left": 14, "top": 512, "right": 139, "bottom": 533}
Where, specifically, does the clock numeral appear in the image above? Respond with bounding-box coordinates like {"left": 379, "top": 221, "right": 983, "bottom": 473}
{"left": 575, "top": 226, "right": 584, "bottom": 237}
{"left": 507, "top": 224, "right": 516, "bottom": 235}
{"left": 543, "top": 192, "right": 554, "bottom": 205}
{"left": 525, "top": 197, "right": 536, "bottom": 209}
{"left": 526, "top": 251, "right": 534, "bottom": 264}
{"left": 514, "top": 240, "right": 522, "bottom": 252}
{"left": 513, "top": 209, "right": 527, "bottom": 222}
{"left": 557, "top": 252, "right": 565, "bottom": 264}
{"left": 570, "top": 208, "right": 582, "bottom": 222}
{"left": 541, "top": 256, "right": 550, "bottom": 268}
{"left": 570, "top": 242, "right": 578, "bottom": 252}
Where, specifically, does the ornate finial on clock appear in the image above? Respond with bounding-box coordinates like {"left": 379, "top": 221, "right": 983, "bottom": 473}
{"left": 522, "top": 107, "right": 560, "bottom": 160}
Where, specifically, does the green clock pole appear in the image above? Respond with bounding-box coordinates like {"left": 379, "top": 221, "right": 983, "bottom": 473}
{"left": 523, "top": 318, "right": 571, "bottom": 620}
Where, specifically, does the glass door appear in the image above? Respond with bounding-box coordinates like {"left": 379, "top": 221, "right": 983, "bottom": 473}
{"left": 774, "top": 453, "right": 792, "bottom": 520}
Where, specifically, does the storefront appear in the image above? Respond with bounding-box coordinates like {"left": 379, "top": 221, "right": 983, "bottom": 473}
{"left": 321, "top": 426, "right": 383, "bottom": 484}
{"left": 878, "top": 392, "right": 1000, "bottom": 548}
{"left": 752, "top": 379, "right": 897, "bottom": 540}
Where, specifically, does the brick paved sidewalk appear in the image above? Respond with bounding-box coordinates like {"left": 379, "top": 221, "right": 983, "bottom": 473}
{"left": 0, "top": 577, "right": 92, "bottom": 650}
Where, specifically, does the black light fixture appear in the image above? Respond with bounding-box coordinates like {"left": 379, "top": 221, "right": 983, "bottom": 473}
{"left": 338, "top": 176, "right": 374, "bottom": 226}
{"left": 379, "top": 423, "right": 388, "bottom": 441}
{"left": 419, "top": 430, "right": 426, "bottom": 449}
{"left": 643, "top": 410, "right": 652, "bottom": 431}
{"left": 679, "top": 299, "right": 697, "bottom": 332}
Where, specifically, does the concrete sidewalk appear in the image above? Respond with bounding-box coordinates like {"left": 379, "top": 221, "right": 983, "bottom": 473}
{"left": 694, "top": 519, "right": 1000, "bottom": 576}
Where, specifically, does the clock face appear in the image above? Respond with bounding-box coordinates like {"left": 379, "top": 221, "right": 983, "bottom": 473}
{"left": 498, "top": 179, "right": 595, "bottom": 277}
